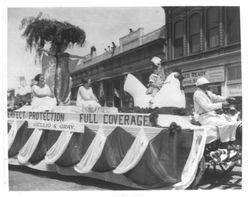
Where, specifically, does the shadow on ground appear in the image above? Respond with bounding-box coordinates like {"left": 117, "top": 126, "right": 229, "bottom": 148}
{"left": 9, "top": 165, "right": 241, "bottom": 190}
{"left": 9, "top": 165, "right": 141, "bottom": 191}
{"left": 198, "top": 167, "right": 242, "bottom": 189}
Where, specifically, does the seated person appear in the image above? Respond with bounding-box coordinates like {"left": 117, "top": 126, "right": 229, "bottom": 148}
{"left": 146, "top": 56, "right": 166, "bottom": 98}
{"left": 31, "top": 74, "right": 57, "bottom": 111}
{"left": 76, "top": 79, "right": 101, "bottom": 110}
{"left": 193, "top": 76, "right": 239, "bottom": 149}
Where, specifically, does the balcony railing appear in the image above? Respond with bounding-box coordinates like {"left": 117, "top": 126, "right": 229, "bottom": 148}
{"left": 72, "top": 26, "right": 165, "bottom": 74}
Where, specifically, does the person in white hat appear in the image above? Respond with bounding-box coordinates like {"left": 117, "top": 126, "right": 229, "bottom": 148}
{"left": 193, "top": 76, "right": 238, "bottom": 149}
{"left": 146, "top": 57, "right": 166, "bottom": 100}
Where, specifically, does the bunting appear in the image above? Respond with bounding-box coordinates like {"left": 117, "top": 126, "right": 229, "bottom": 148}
{"left": 8, "top": 116, "right": 207, "bottom": 189}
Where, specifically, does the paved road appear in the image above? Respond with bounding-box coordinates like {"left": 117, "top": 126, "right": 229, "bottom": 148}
{"left": 197, "top": 166, "right": 242, "bottom": 190}
{"left": 8, "top": 165, "right": 241, "bottom": 191}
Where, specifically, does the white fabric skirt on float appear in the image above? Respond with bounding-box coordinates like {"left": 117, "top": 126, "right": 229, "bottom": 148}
{"left": 31, "top": 97, "right": 57, "bottom": 111}
{"left": 76, "top": 99, "right": 101, "bottom": 112}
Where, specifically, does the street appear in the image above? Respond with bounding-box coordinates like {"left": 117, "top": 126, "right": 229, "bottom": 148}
{"left": 8, "top": 165, "right": 241, "bottom": 190}
{"left": 198, "top": 166, "right": 242, "bottom": 190}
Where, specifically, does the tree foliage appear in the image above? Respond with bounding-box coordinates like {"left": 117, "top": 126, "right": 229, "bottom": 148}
{"left": 20, "top": 12, "right": 86, "bottom": 55}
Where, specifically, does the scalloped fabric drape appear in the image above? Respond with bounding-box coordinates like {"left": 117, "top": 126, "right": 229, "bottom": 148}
{"left": 8, "top": 120, "right": 199, "bottom": 189}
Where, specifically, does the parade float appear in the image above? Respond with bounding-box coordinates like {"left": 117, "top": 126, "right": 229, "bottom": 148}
{"left": 8, "top": 13, "right": 241, "bottom": 190}
{"left": 7, "top": 72, "right": 242, "bottom": 190}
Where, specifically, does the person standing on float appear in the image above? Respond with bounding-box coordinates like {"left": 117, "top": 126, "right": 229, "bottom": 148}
{"left": 20, "top": 13, "right": 86, "bottom": 105}
{"left": 40, "top": 44, "right": 85, "bottom": 105}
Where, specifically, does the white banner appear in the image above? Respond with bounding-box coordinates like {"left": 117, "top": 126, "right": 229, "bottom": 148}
{"left": 28, "top": 120, "right": 85, "bottom": 132}
{"left": 8, "top": 111, "right": 151, "bottom": 127}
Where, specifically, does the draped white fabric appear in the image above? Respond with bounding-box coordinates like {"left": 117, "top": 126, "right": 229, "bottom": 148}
{"left": 74, "top": 126, "right": 107, "bottom": 173}
{"left": 113, "top": 128, "right": 149, "bottom": 174}
{"left": 203, "top": 125, "right": 219, "bottom": 144}
{"left": 123, "top": 73, "right": 186, "bottom": 108}
{"left": 153, "top": 72, "right": 186, "bottom": 108}
{"left": 8, "top": 118, "right": 209, "bottom": 189}
{"left": 17, "top": 129, "right": 43, "bottom": 164}
{"left": 32, "top": 97, "right": 57, "bottom": 112}
{"left": 124, "top": 74, "right": 151, "bottom": 108}
{"left": 217, "top": 123, "right": 238, "bottom": 143}
{"left": 44, "top": 131, "right": 74, "bottom": 164}
{"left": 199, "top": 114, "right": 239, "bottom": 143}
{"left": 8, "top": 120, "right": 18, "bottom": 150}
{"left": 158, "top": 115, "right": 220, "bottom": 145}
{"left": 173, "top": 128, "right": 207, "bottom": 189}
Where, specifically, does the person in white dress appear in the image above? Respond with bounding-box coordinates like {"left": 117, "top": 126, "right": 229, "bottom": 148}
{"left": 193, "top": 76, "right": 239, "bottom": 149}
{"left": 31, "top": 74, "right": 57, "bottom": 111}
{"left": 76, "top": 79, "right": 101, "bottom": 111}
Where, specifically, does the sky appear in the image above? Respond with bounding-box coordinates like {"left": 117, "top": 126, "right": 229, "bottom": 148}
{"left": 7, "top": 7, "right": 165, "bottom": 89}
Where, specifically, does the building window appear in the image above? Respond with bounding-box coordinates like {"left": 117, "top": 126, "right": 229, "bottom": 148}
{"left": 206, "top": 7, "right": 220, "bottom": 49}
{"left": 189, "top": 13, "right": 201, "bottom": 53}
{"left": 228, "top": 65, "right": 241, "bottom": 81}
{"left": 227, "top": 7, "right": 241, "bottom": 44}
{"left": 174, "top": 20, "right": 184, "bottom": 58}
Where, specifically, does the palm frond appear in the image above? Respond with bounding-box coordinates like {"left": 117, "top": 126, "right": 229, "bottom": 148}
{"left": 20, "top": 12, "right": 86, "bottom": 58}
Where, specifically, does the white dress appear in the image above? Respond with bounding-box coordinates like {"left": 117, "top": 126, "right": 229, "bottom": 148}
{"left": 31, "top": 84, "right": 57, "bottom": 111}
{"left": 76, "top": 86, "right": 101, "bottom": 110}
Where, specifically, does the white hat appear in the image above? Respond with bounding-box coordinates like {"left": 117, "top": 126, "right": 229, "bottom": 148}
{"left": 151, "top": 56, "right": 161, "bottom": 66}
{"left": 195, "top": 77, "right": 210, "bottom": 86}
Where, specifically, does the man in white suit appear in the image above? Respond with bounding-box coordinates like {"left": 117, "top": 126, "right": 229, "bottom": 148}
{"left": 193, "top": 76, "right": 238, "bottom": 149}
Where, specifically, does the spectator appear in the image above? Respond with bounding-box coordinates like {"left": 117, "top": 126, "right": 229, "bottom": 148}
{"left": 90, "top": 46, "right": 96, "bottom": 57}
{"left": 108, "top": 46, "right": 111, "bottom": 52}
{"left": 111, "top": 42, "right": 116, "bottom": 55}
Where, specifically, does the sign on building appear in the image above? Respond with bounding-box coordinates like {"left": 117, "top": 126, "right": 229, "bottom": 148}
{"left": 227, "top": 84, "right": 242, "bottom": 97}
{"left": 182, "top": 66, "right": 225, "bottom": 86}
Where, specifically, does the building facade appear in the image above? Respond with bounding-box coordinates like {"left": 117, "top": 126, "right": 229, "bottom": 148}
{"left": 162, "top": 7, "right": 241, "bottom": 112}
{"left": 71, "top": 27, "right": 166, "bottom": 108}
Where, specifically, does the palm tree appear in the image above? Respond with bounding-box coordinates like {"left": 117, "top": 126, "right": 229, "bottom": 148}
{"left": 20, "top": 12, "right": 86, "bottom": 104}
